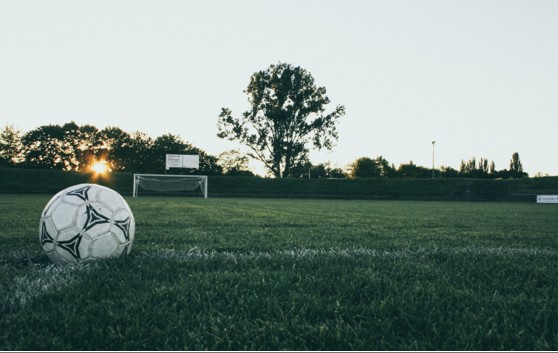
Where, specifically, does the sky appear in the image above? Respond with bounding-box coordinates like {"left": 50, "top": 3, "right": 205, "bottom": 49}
{"left": 1, "top": 0, "right": 557, "bottom": 176}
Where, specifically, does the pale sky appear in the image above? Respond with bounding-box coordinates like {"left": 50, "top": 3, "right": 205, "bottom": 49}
{"left": 1, "top": 0, "right": 557, "bottom": 176}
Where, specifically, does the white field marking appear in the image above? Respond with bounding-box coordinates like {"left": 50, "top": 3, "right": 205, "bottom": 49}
{"left": 4, "top": 246, "right": 555, "bottom": 308}
{"left": 139, "top": 246, "right": 557, "bottom": 261}
{"left": 1, "top": 258, "right": 100, "bottom": 309}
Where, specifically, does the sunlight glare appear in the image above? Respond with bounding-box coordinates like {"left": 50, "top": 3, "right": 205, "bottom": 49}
{"left": 91, "top": 160, "right": 109, "bottom": 174}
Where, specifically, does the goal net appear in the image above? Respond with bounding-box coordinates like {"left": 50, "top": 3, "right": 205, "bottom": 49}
{"left": 133, "top": 174, "right": 208, "bottom": 198}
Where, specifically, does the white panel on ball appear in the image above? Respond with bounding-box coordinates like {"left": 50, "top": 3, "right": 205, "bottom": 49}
{"left": 39, "top": 184, "right": 135, "bottom": 265}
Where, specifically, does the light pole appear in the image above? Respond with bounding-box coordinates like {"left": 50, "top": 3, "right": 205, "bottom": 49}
{"left": 432, "top": 141, "right": 436, "bottom": 179}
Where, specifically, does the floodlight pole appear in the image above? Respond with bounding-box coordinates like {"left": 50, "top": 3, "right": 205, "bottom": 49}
{"left": 432, "top": 141, "right": 436, "bottom": 179}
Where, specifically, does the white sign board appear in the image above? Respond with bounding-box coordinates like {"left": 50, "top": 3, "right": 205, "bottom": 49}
{"left": 537, "top": 195, "right": 558, "bottom": 204}
{"left": 166, "top": 154, "right": 199, "bottom": 170}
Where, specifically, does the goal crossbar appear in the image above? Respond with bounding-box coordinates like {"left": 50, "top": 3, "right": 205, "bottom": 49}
{"left": 133, "top": 174, "right": 208, "bottom": 198}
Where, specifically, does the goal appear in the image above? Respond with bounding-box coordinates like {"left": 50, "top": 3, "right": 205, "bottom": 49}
{"left": 133, "top": 174, "right": 208, "bottom": 198}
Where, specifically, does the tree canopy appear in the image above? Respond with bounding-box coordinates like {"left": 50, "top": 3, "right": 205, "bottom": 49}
{"left": 0, "top": 119, "right": 531, "bottom": 180}
{"left": 217, "top": 62, "right": 345, "bottom": 178}
{"left": 2, "top": 122, "right": 225, "bottom": 175}
{"left": 347, "top": 154, "right": 529, "bottom": 179}
{"left": 0, "top": 124, "right": 23, "bottom": 166}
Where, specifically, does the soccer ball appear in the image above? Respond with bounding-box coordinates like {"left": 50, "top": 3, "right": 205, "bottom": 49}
{"left": 39, "top": 183, "right": 135, "bottom": 265}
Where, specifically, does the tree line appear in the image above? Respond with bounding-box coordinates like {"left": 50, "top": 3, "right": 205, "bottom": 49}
{"left": 0, "top": 122, "right": 529, "bottom": 179}
{"left": 0, "top": 122, "right": 232, "bottom": 175}
{"left": 347, "top": 154, "right": 528, "bottom": 179}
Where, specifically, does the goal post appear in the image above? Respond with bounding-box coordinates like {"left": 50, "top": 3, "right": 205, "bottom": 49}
{"left": 133, "top": 174, "right": 208, "bottom": 198}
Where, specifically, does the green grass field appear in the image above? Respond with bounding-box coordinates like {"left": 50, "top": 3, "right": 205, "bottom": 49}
{"left": 1, "top": 195, "right": 557, "bottom": 350}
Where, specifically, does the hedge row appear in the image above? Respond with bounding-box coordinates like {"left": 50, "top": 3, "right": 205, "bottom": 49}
{"left": 1, "top": 167, "right": 557, "bottom": 201}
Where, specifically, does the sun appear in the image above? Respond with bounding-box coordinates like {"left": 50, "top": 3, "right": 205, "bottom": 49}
{"left": 90, "top": 160, "right": 110, "bottom": 175}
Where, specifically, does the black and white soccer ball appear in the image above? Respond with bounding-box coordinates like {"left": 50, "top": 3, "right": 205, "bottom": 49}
{"left": 39, "top": 183, "right": 135, "bottom": 265}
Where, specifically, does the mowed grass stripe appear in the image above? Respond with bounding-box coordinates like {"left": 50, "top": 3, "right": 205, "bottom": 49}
{"left": 1, "top": 195, "right": 558, "bottom": 350}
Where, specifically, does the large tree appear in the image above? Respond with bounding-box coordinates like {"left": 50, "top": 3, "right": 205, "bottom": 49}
{"left": 509, "top": 152, "right": 523, "bottom": 173}
{"left": 97, "top": 126, "right": 132, "bottom": 171}
{"left": 349, "top": 156, "right": 395, "bottom": 178}
{"left": 217, "top": 149, "right": 253, "bottom": 176}
{"left": 22, "top": 124, "right": 72, "bottom": 170}
{"left": 21, "top": 122, "right": 104, "bottom": 171}
{"left": 217, "top": 62, "right": 345, "bottom": 178}
{"left": 350, "top": 157, "right": 380, "bottom": 178}
{"left": 508, "top": 152, "right": 528, "bottom": 178}
{"left": 0, "top": 124, "right": 23, "bottom": 166}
